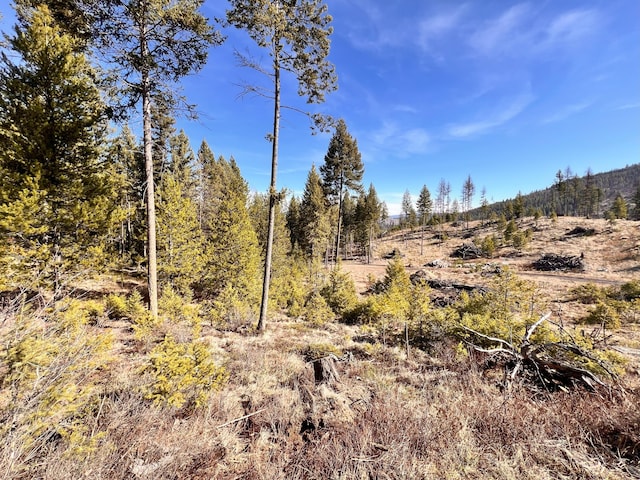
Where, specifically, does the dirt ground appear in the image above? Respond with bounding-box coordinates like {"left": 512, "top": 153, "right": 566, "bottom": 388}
{"left": 341, "top": 216, "right": 640, "bottom": 378}
{"left": 342, "top": 216, "right": 639, "bottom": 296}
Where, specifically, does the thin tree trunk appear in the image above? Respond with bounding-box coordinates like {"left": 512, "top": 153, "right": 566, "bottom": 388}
{"left": 333, "top": 182, "right": 344, "bottom": 266}
{"left": 257, "top": 58, "right": 280, "bottom": 332}
{"left": 141, "top": 17, "right": 158, "bottom": 319}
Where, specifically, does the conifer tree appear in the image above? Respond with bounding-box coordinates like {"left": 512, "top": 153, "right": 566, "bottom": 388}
{"left": 200, "top": 156, "right": 261, "bottom": 306}
{"left": 320, "top": 119, "right": 364, "bottom": 262}
{"left": 462, "top": 175, "right": 475, "bottom": 228}
{"left": 108, "top": 126, "right": 146, "bottom": 261}
{"left": 416, "top": 185, "right": 432, "bottom": 255}
{"left": 0, "top": 5, "right": 118, "bottom": 290}
{"left": 99, "top": 0, "right": 222, "bottom": 318}
{"left": 609, "top": 194, "right": 628, "bottom": 220}
{"left": 633, "top": 185, "right": 640, "bottom": 221}
{"left": 299, "top": 165, "right": 331, "bottom": 260}
{"left": 227, "top": 0, "right": 337, "bottom": 331}
{"left": 156, "top": 171, "right": 205, "bottom": 295}
{"left": 286, "top": 196, "right": 302, "bottom": 251}
{"left": 355, "top": 184, "right": 381, "bottom": 263}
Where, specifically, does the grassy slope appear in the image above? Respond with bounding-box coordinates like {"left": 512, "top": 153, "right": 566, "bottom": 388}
{"left": 1, "top": 216, "right": 639, "bottom": 479}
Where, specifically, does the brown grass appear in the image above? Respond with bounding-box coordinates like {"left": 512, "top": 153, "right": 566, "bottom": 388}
{"left": 2, "top": 216, "right": 640, "bottom": 479}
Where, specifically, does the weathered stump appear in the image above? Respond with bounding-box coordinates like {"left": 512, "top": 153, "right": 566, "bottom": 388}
{"left": 313, "top": 356, "right": 340, "bottom": 386}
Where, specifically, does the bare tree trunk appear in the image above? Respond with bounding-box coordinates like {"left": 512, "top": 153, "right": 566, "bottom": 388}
{"left": 257, "top": 59, "right": 280, "bottom": 332}
{"left": 141, "top": 18, "right": 158, "bottom": 319}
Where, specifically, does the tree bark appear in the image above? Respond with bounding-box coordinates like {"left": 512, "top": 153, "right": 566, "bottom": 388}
{"left": 257, "top": 51, "right": 280, "bottom": 332}
{"left": 140, "top": 11, "right": 158, "bottom": 319}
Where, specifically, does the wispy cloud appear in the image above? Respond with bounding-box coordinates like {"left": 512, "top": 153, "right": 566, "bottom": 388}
{"left": 614, "top": 101, "right": 640, "bottom": 111}
{"left": 370, "top": 121, "right": 432, "bottom": 156}
{"left": 448, "top": 91, "right": 534, "bottom": 138}
{"left": 469, "top": 4, "right": 602, "bottom": 58}
{"left": 417, "top": 5, "right": 468, "bottom": 55}
{"left": 469, "top": 3, "right": 531, "bottom": 56}
{"left": 542, "top": 102, "right": 591, "bottom": 124}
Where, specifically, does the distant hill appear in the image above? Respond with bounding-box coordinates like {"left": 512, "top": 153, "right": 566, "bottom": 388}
{"left": 474, "top": 163, "right": 639, "bottom": 219}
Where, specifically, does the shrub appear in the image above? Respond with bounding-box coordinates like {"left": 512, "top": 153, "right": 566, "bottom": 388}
{"left": 570, "top": 283, "right": 607, "bottom": 304}
{"left": 320, "top": 265, "right": 358, "bottom": 317}
{"left": 479, "top": 235, "right": 497, "bottom": 258}
{"left": 0, "top": 301, "right": 113, "bottom": 466}
{"left": 105, "top": 293, "right": 128, "bottom": 320}
{"left": 143, "top": 335, "right": 228, "bottom": 409}
{"left": 582, "top": 301, "right": 621, "bottom": 330}
{"left": 303, "top": 291, "right": 335, "bottom": 326}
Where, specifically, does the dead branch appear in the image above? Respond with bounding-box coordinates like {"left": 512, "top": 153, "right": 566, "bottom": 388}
{"left": 461, "top": 312, "right": 615, "bottom": 392}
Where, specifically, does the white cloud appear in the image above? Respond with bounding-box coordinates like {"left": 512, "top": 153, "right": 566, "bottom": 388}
{"left": 469, "top": 3, "right": 531, "bottom": 56}
{"left": 418, "top": 5, "right": 468, "bottom": 52}
{"left": 370, "top": 122, "right": 431, "bottom": 156}
{"left": 544, "top": 9, "right": 600, "bottom": 47}
{"left": 448, "top": 91, "right": 534, "bottom": 138}
{"left": 542, "top": 102, "right": 591, "bottom": 124}
{"left": 614, "top": 101, "right": 640, "bottom": 111}
{"left": 469, "top": 4, "right": 602, "bottom": 58}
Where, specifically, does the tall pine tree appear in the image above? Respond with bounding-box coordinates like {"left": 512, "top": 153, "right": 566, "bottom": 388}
{"left": 320, "top": 119, "right": 364, "bottom": 263}
{"left": 0, "top": 5, "right": 118, "bottom": 290}
{"left": 227, "top": 0, "right": 337, "bottom": 331}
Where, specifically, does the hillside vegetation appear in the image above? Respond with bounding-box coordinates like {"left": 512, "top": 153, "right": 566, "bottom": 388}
{"left": 2, "top": 216, "right": 639, "bottom": 479}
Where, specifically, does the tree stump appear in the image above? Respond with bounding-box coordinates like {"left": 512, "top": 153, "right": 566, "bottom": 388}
{"left": 313, "top": 356, "right": 340, "bottom": 386}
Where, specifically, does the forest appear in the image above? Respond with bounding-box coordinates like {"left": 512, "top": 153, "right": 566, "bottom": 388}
{"left": 1, "top": 1, "right": 639, "bottom": 478}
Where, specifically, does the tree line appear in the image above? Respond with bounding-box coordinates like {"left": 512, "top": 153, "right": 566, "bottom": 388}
{"left": 0, "top": 0, "right": 388, "bottom": 331}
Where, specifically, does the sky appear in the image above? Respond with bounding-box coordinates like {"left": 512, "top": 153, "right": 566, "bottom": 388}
{"left": 1, "top": 1, "right": 639, "bottom": 215}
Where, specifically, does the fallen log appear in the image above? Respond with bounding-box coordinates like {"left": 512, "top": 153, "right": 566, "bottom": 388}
{"left": 461, "top": 313, "right": 617, "bottom": 392}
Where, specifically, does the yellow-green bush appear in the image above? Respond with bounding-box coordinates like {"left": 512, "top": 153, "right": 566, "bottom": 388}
{"left": 320, "top": 264, "right": 358, "bottom": 317}
{"left": 143, "top": 335, "right": 227, "bottom": 409}
{"left": 303, "top": 290, "right": 335, "bottom": 326}
{"left": 582, "top": 301, "right": 621, "bottom": 330}
{"left": 0, "top": 301, "right": 113, "bottom": 466}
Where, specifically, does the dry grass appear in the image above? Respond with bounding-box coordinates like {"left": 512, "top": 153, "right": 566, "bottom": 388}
{"left": 2, "top": 216, "right": 640, "bottom": 479}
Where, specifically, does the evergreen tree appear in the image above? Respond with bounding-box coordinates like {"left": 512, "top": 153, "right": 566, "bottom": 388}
{"left": 100, "top": 0, "right": 222, "bottom": 318}
{"left": 299, "top": 165, "right": 331, "bottom": 260}
{"left": 609, "top": 194, "right": 628, "bottom": 220}
{"left": 401, "top": 190, "right": 417, "bottom": 228}
{"left": 200, "top": 156, "right": 261, "bottom": 305}
{"left": 108, "top": 126, "right": 146, "bottom": 262}
{"left": 633, "top": 185, "right": 640, "bottom": 220}
{"left": 286, "top": 196, "right": 302, "bottom": 251}
{"left": 416, "top": 185, "right": 433, "bottom": 226}
{"left": 156, "top": 170, "right": 205, "bottom": 294}
{"left": 461, "top": 175, "right": 475, "bottom": 228}
{"left": 0, "top": 5, "right": 118, "bottom": 290}
{"left": 320, "top": 119, "right": 364, "bottom": 261}
{"left": 355, "top": 184, "right": 381, "bottom": 263}
{"left": 195, "top": 140, "right": 215, "bottom": 230}
{"left": 227, "top": 0, "right": 337, "bottom": 332}
{"left": 167, "top": 129, "right": 196, "bottom": 195}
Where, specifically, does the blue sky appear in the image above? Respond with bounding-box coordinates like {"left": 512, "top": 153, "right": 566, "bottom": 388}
{"left": 1, "top": 1, "right": 639, "bottom": 214}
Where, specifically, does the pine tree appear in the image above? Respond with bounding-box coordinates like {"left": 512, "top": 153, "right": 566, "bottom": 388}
{"left": 100, "top": 0, "right": 222, "bottom": 318}
{"left": 609, "top": 194, "right": 628, "bottom": 220}
{"left": 633, "top": 185, "right": 640, "bottom": 220}
{"left": 320, "top": 119, "right": 364, "bottom": 262}
{"left": 461, "top": 175, "right": 475, "bottom": 228}
{"left": 0, "top": 5, "right": 119, "bottom": 290}
{"left": 416, "top": 185, "right": 432, "bottom": 256}
{"left": 299, "top": 165, "right": 331, "bottom": 260}
{"left": 108, "top": 126, "right": 146, "bottom": 262}
{"left": 200, "top": 156, "right": 261, "bottom": 306}
{"left": 355, "top": 184, "right": 381, "bottom": 263}
{"left": 227, "top": 0, "right": 337, "bottom": 332}
{"left": 156, "top": 170, "right": 205, "bottom": 294}
{"left": 401, "top": 190, "right": 417, "bottom": 228}
{"left": 286, "top": 196, "right": 302, "bottom": 251}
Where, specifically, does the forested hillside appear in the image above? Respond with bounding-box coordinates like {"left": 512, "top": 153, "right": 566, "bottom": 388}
{"left": 476, "top": 163, "right": 640, "bottom": 219}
